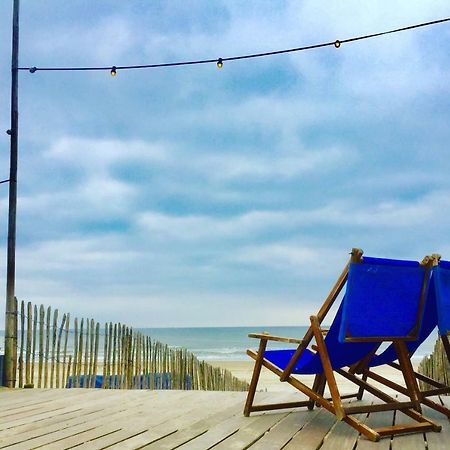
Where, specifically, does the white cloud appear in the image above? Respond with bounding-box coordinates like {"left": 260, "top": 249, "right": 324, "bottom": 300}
{"left": 29, "top": 15, "right": 137, "bottom": 65}
{"left": 46, "top": 137, "right": 167, "bottom": 170}
{"left": 1, "top": 1, "right": 449, "bottom": 329}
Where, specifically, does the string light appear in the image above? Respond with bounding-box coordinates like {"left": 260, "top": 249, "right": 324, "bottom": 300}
{"left": 19, "top": 16, "right": 450, "bottom": 75}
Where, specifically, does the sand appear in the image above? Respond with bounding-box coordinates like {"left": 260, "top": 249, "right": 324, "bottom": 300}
{"left": 211, "top": 359, "right": 414, "bottom": 396}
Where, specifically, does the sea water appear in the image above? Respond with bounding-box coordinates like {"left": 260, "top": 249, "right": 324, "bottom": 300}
{"left": 139, "top": 326, "right": 439, "bottom": 362}
{"left": 0, "top": 326, "right": 439, "bottom": 362}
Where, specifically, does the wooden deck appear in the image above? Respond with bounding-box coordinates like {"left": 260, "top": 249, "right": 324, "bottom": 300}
{"left": 0, "top": 388, "right": 449, "bottom": 449}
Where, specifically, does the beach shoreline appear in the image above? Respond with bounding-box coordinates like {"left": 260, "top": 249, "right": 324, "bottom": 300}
{"left": 210, "top": 359, "right": 416, "bottom": 394}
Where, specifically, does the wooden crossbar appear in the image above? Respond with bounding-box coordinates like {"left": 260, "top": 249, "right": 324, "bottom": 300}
{"left": 376, "top": 421, "right": 436, "bottom": 437}
{"left": 345, "top": 401, "right": 415, "bottom": 415}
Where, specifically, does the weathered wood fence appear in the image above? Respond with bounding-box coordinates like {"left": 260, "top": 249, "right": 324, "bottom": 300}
{"left": 14, "top": 299, "right": 249, "bottom": 391}
{"left": 418, "top": 336, "right": 450, "bottom": 393}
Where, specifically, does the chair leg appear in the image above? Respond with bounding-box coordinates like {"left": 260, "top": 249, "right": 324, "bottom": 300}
{"left": 244, "top": 339, "right": 267, "bottom": 416}
{"left": 308, "top": 373, "right": 325, "bottom": 410}
{"left": 357, "top": 370, "right": 368, "bottom": 400}
{"left": 394, "top": 341, "right": 422, "bottom": 412}
{"left": 310, "top": 315, "right": 345, "bottom": 420}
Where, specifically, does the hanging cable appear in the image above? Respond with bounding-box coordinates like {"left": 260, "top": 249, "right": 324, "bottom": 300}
{"left": 19, "top": 16, "right": 450, "bottom": 74}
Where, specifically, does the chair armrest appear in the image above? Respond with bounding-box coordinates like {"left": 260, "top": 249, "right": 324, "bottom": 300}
{"left": 248, "top": 333, "right": 305, "bottom": 344}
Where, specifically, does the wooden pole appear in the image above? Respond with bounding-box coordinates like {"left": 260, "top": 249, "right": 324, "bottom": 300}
{"left": 25, "top": 301, "right": 32, "bottom": 386}
{"left": 18, "top": 300, "right": 24, "bottom": 388}
{"left": 44, "top": 306, "right": 51, "bottom": 388}
{"left": 38, "top": 305, "right": 44, "bottom": 388}
{"left": 73, "top": 318, "right": 79, "bottom": 387}
{"left": 61, "top": 313, "right": 70, "bottom": 387}
{"left": 77, "top": 318, "right": 84, "bottom": 387}
{"left": 31, "top": 304, "right": 37, "bottom": 386}
{"left": 92, "top": 322, "right": 99, "bottom": 388}
{"left": 83, "top": 318, "right": 89, "bottom": 388}
{"left": 50, "top": 308, "right": 58, "bottom": 387}
{"left": 56, "top": 313, "right": 66, "bottom": 388}
{"left": 4, "top": 0, "right": 20, "bottom": 388}
{"left": 88, "top": 318, "right": 94, "bottom": 388}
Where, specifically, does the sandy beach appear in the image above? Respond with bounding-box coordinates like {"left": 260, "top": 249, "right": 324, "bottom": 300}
{"left": 211, "top": 359, "right": 414, "bottom": 396}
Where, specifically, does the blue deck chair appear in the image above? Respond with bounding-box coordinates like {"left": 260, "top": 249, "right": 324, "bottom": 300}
{"left": 352, "top": 257, "right": 450, "bottom": 418}
{"left": 244, "top": 249, "right": 441, "bottom": 442}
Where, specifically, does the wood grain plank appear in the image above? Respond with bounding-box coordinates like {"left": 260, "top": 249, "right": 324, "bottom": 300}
{"left": 213, "top": 412, "right": 290, "bottom": 449}
{"left": 390, "top": 410, "right": 426, "bottom": 450}
{"left": 420, "top": 397, "right": 450, "bottom": 450}
{"left": 320, "top": 412, "right": 366, "bottom": 450}
{"left": 142, "top": 398, "right": 247, "bottom": 449}
{"left": 41, "top": 424, "right": 124, "bottom": 450}
{"left": 0, "top": 393, "right": 151, "bottom": 446}
{"left": 283, "top": 407, "right": 336, "bottom": 450}
{"left": 249, "top": 409, "right": 321, "bottom": 450}
{"left": 355, "top": 408, "right": 393, "bottom": 449}
{"left": 176, "top": 414, "right": 260, "bottom": 450}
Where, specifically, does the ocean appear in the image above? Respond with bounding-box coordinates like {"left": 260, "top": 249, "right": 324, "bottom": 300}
{"left": 0, "top": 326, "right": 439, "bottom": 362}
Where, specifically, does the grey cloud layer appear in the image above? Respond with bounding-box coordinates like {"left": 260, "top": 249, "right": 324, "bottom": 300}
{"left": 0, "top": 0, "right": 449, "bottom": 326}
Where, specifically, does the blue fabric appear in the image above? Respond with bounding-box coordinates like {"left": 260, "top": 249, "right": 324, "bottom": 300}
{"left": 362, "top": 256, "right": 419, "bottom": 267}
{"left": 263, "top": 256, "right": 429, "bottom": 375}
{"left": 66, "top": 373, "right": 191, "bottom": 389}
{"left": 434, "top": 262, "right": 450, "bottom": 336}
{"left": 339, "top": 259, "right": 426, "bottom": 340}
{"left": 369, "top": 277, "right": 437, "bottom": 367}
{"left": 264, "top": 301, "right": 378, "bottom": 374}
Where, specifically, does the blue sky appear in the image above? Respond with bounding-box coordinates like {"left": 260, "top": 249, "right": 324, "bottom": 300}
{"left": 1, "top": 1, "right": 450, "bottom": 327}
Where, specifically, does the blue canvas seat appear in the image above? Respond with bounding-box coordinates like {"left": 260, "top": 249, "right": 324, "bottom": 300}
{"left": 244, "top": 249, "right": 441, "bottom": 442}
{"left": 263, "top": 302, "right": 378, "bottom": 375}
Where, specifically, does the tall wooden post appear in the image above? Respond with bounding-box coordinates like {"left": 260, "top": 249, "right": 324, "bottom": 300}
{"left": 4, "top": 0, "right": 20, "bottom": 388}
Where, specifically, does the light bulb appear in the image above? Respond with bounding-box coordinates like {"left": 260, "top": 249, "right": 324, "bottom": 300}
{"left": 111, "top": 66, "right": 117, "bottom": 76}
{"left": 334, "top": 40, "right": 341, "bottom": 48}
{"left": 217, "top": 58, "right": 223, "bottom": 69}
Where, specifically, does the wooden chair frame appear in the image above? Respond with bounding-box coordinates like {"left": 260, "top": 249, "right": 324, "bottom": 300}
{"left": 244, "top": 248, "right": 441, "bottom": 442}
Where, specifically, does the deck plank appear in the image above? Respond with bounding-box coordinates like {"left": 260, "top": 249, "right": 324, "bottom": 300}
{"left": 0, "top": 390, "right": 146, "bottom": 441}
{"left": 320, "top": 413, "right": 367, "bottom": 450}
{"left": 25, "top": 392, "right": 192, "bottom": 449}
{"left": 390, "top": 410, "right": 427, "bottom": 450}
{"left": 176, "top": 413, "right": 260, "bottom": 449}
{"left": 142, "top": 399, "right": 248, "bottom": 449}
{"left": 421, "top": 397, "right": 450, "bottom": 450}
{"left": 249, "top": 409, "right": 320, "bottom": 450}
{"left": 0, "top": 390, "right": 106, "bottom": 424}
{"left": 355, "top": 407, "right": 393, "bottom": 449}
{"left": 0, "top": 389, "right": 449, "bottom": 450}
{"left": 213, "top": 411, "right": 290, "bottom": 449}
{"left": 75, "top": 392, "right": 234, "bottom": 449}
{"left": 283, "top": 407, "right": 337, "bottom": 450}
{"left": 0, "top": 395, "right": 154, "bottom": 447}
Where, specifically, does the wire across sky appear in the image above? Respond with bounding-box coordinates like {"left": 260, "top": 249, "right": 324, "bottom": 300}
{"left": 19, "top": 16, "right": 450, "bottom": 74}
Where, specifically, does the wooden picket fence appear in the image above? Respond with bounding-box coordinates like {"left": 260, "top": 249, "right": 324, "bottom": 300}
{"left": 417, "top": 336, "right": 450, "bottom": 393}
{"left": 15, "top": 299, "right": 249, "bottom": 392}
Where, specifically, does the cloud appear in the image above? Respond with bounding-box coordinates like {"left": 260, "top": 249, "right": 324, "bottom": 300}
{"left": 1, "top": 1, "right": 450, "bottom": 329}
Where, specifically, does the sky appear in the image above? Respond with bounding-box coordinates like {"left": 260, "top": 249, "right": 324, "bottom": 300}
{"left": 0, "top": 1, "right": 450, "bottom": 328}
